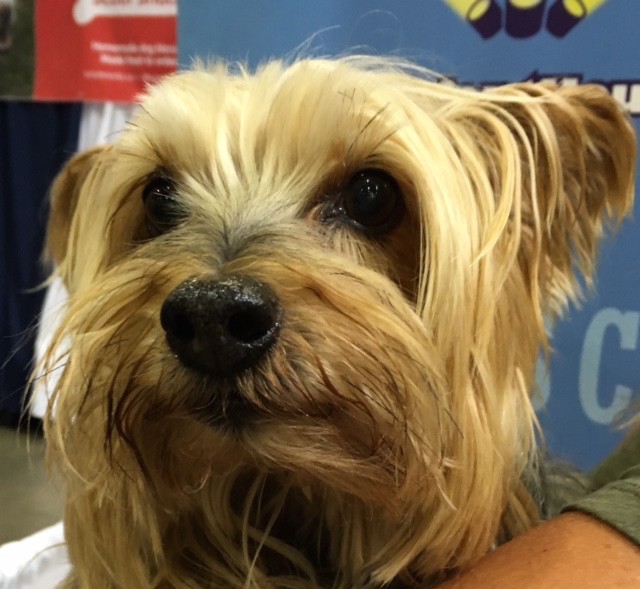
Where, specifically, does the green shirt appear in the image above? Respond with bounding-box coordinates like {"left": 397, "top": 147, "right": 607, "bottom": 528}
{"left": 563, "top": 433, "right": 640, "bottom": 545}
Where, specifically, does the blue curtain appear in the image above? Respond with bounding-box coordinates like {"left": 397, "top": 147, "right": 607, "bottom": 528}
{"left": 0, "top": 102, "right": 81, "bottom": 426}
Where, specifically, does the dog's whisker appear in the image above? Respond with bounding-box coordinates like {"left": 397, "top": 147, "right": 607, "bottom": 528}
{"left": 347, "top": 103, "right": 392, "bottom": 161}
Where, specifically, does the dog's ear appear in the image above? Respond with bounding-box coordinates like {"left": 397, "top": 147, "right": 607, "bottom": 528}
{"left": 46, "top": 146, "right": 109, "bottom": 268}
{"left": 476, "top": 83, "right": 636, "bottom": 318}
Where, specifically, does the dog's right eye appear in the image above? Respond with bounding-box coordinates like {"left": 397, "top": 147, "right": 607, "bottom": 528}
{"left": 337, "top": 169, "right": 404, "bottom": 235}
{"left": 142, "top": 176, "right": 184, "bottom": 237}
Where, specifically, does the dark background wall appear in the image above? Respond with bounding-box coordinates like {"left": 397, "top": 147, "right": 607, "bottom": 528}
{"left": 0, "top": 102, "right": 80, "bottom": 425}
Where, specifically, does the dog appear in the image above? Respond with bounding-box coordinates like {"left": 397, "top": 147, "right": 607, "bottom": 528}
{"left": 41, "top": 57, "right": 636, "bottom": 588}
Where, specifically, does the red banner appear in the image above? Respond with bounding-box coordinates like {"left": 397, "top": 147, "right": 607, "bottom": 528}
{"left": 34, "top": 0, "right": 176, "bottom": 102}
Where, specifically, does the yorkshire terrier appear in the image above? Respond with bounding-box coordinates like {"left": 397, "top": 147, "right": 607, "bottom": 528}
{"left": 41, "top": 57, "right": 636, "bottom": 588}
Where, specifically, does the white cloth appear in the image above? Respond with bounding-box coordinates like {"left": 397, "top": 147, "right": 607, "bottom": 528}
{"left": 30, "top": 279, "right": 68, "bottom": 419}
{"left": 0, "top": 523, "right": 69, "bottom": 589}
{"left": 76, "top": 102, "right": 137, "bottom": 151}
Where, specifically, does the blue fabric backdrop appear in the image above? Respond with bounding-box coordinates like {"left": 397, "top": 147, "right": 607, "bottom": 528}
{"left": 0, "top": 102, "right": 81, "bottom": 425}
{"left": 178, "top": 0, "right": 640, "bottom": 470}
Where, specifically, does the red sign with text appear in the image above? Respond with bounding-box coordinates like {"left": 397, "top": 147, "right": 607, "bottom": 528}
{"left": 35, "top": 0, "right": 176, "bottom": 102}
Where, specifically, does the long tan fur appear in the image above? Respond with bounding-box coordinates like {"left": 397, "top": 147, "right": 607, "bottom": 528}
{"left": 41, "top": 58, "right": 635, "bottom": 588}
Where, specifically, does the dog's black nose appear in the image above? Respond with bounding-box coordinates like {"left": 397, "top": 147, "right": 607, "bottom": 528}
{"left": 160, "top": 275, "right": 281, "bottom": 377}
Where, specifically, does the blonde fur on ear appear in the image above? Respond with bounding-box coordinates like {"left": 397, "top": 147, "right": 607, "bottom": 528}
{"left": 46, "top": 146, "right": 110, "bottom": 269}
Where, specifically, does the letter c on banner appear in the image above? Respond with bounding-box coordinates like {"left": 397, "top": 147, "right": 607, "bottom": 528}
{"left": 579, "top": 308, "right": 639, "bottom": 424}
{"left": 534, "top": 355, "right": 551, "bottom": 410}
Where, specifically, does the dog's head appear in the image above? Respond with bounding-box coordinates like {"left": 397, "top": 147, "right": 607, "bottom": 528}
{"left": 44, "top": 59, "right": 635, "bottom": 588}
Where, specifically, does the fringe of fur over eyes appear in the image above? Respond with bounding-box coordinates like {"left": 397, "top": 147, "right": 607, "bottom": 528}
{"left": 38, "top": 56, "right": 636, "bottom": 588}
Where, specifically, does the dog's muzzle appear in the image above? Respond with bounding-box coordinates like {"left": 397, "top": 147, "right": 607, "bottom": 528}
{"left": 160, "top": 275, "right": 282, "bottom": 377}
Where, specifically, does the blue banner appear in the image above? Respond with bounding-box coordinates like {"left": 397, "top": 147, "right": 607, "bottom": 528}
{"left": 178, "top": 0, "right": 640, "bottom": 469}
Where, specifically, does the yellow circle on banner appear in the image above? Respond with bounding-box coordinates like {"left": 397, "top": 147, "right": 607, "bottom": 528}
{"left": 467, "top": 0, "right": 491, "bottom": 21}
{"left": 509, "top": 0, "right": 545, "bottom": 9}
{"left": 563, "top": 0, "right": 587, "bottom": 18}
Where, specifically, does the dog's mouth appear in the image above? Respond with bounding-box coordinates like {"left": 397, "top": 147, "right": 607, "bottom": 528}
{"left": 191, "top": 387, "right": 328, "bottom": 431}
{"left": 192, "top": 386, "right": 261, "bottom": 431}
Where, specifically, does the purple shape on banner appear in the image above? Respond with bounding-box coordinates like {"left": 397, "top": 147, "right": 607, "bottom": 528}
{"left": 471, "top": 1, "right": 503, "bottom": 39}
{"left": 506, "top": 1, "right": 547, "bottom": 38}
{"left": 547, "top": 0, "right": 582, "bottom": 37}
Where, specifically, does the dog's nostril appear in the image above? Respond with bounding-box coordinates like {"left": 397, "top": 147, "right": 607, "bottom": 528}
{"left": 162, "top": 308, "right": 195, "bottom": 343}
{"left": 227, "top": 307, "right": 275, "bottom": 344}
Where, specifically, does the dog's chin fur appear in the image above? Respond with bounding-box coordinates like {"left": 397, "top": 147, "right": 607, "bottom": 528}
{"left": 40, "top": 57, "right": 635, "bottom": 588}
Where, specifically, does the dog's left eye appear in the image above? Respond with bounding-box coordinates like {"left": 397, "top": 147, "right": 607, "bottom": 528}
{"left": 339, "top": 169, "right": 403, "bottom": 234}
{"left": 142, "top": 175, "right": 184, "bottom": 237}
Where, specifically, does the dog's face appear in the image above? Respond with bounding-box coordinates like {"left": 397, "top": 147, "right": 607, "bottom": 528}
{"left": 44, "top": 59, "right": 635, "bottom": 588}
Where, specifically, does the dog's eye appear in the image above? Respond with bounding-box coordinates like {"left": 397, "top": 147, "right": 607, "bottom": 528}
{"left": 142, "top": 175, "right": 184, "bottom": 237}
{"left": 340, "top": 169, "right": 403, "bottom": 234}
